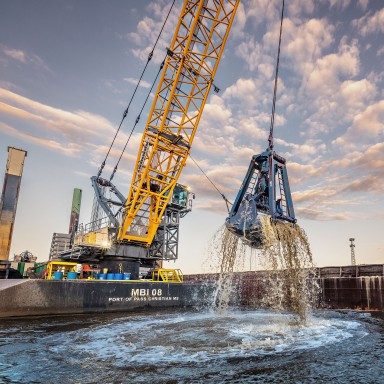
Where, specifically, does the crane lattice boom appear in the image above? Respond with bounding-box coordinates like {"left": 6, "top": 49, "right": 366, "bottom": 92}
{"left": 119, "top": 0, "right": 239, "bottom": 245}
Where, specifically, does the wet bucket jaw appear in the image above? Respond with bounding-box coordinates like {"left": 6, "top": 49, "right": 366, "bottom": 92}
{"left": 225, "top": 198, "right": 264, "bottom": 248}
{"left": 225, "top": 219, "right": 264, "bottom": 248}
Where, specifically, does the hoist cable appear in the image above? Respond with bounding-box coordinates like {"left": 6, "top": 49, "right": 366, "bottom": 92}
{"left": 268, "top": 0, "right": 285, "bottom": 151}
{"left": 189, "top": 154, "right": 232, "bottom": 213}
{"left": 109, "top": 57, "right": 166, "bottom": 181}
{"left": 97, "top": 0, "right": 176, "bottom": 178}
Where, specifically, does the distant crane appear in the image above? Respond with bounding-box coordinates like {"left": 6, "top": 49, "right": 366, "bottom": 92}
{"left": 349, "top": 238, "right": 356, "bottom": 266}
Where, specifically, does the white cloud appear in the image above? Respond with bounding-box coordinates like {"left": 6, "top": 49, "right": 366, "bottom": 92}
{"left": 303, "top": 37, "right": 359, "bottom": 94}
{"left": 287, "top": 0, "right": 315, "bottom": 19}
{"left": 283, "top": 18, "right": 335, "bottom": 73}
{"left": 235, "top": 38, "right": 264, "bottom": 72}
{"left": 231, "top": 2, "right": 247, "bottom": 38}
{"left": 333, "top": 100, "right": 384, "bottom": 149}
{"left": 297, "top": 38, "right": 373, "bottom": 137}
{"left": 0, "top": 46, "right": 50, "bottom": 71}
{"left": 275, "top": 137, "right": 326, "bottom": 161}
{"left": 353, "top": 8, "right": 384, "bottom": 36}
{"left": 324, "top": 0, "right": 351, "bottom": 10}
{"left": 223, "top": 77, "right": 266, "bottom": 108}
{"left": 0, "top": 122, "right": 82, "bottom": 156}
{"left": 127, "top": 1, "right": 180, "bottom": 64}
{"left": 0, "top": 88, "right": 117, "bottom": 158}
{"left": 244, "top": 0, "right": 281, "bottom": 24}
{"left": 3, "top": 49, "right": 26, "bottom": 63}
{"left": 124, "top": 77, "right": 151, "bottom": 89}
{"left": 357, "top": 0, "right": 369, "bottom": 11}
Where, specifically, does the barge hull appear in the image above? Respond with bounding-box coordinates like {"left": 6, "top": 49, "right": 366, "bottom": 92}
{"left": 0, "top": 280, "right": 212, "bottom": 318}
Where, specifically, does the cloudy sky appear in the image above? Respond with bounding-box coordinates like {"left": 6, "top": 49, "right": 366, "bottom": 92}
{"left": 1, "top": 0, "right": 383, "bottom": 273}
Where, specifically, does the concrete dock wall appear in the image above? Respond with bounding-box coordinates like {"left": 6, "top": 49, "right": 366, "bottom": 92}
{"left": 185, "top": 265, "right": 384, "bottom": 310}
{"left": 321, "top": 276, "right": 384, "bottom": 310}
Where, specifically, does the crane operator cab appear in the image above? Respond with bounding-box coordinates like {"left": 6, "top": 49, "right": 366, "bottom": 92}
{"left": 225, "top": 149, "right": 296, "bottom": 248}
{"left": 170, "top": 184, "right": 190, "bottom": 209}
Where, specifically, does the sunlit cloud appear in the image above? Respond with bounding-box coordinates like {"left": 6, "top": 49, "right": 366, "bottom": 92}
{"left": 0, "top": 88, "right": 119, "bottom": 160}
{"left": 0, "top": 122, "right": 81, "bottom": 156}
{"left": 127, "top": 1, "right": 181, "bottom": 64}
{"left": 352, "top": 7, "right": 384, "bottom": 36}
{"left": 296, "top": 207, "right": 352, "bottom": 221}
{"left": 332, "top": 100, "right": 384, "bottom": 149}
{"left": 0, "top": 45, "right": 50, "bottom": 71}
{"left": 124, "top": 77, "right": 151, "bottom": 89}
{"left": 3, "top": 48, "right": 26, "bottom": 63}
{"left": 324, "top": 0, "right": 351, "bottom": 10}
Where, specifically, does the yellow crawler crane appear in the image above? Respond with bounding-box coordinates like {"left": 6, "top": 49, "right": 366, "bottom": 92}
{"left": 61, "top": 0, "right": 239, "bottom": 279}
{"left": 119, "top": 0, "right": 239, "bottom": 246}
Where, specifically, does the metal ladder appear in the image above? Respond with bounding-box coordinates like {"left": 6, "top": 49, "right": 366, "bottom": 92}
{"left": 276, "top": 166, "right": 287, "bottom": 215}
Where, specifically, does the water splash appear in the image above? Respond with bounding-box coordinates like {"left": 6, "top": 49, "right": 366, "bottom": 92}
{"left": 208, "top": 227, "right": 247, "bottom": 313}
{"left": 212, "top": 215, "right": 318, "bottom": 323}
{"left": 258, "top": 215, "right": 317, "bottom": 322}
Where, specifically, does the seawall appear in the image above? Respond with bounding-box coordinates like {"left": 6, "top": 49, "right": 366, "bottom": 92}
{"left": 185, "top": 264, "right": 384, "bottom": 310}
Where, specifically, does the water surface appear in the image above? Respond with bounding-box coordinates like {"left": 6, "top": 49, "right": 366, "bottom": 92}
{"left": 0, "top": 309, "right": 383, "bottom": 383}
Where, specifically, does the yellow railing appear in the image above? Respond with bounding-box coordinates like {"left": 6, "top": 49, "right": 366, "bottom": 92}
{"left": 75, "top": 226, "right": 111, "bottom": 248}
{"left": 45, "top": 261, "right": 77, "bottom": 280}
{"left": 152, "top": 268, "right": 183, "bottom": 283}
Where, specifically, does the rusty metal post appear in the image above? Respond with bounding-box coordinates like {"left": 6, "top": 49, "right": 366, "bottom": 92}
{"left": 0, "top": 147, "right": 27, "bottom": 261}
{"left": 68, "top": 188, "right": 82, "bottom": 234}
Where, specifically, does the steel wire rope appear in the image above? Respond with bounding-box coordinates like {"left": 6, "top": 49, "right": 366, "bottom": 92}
{"left": 268, "top": 0, "right": 285, "bottom": 150}
{"left": 189, "top": 154, "right": 232, "bottom": 213}
{"left": 97, "top": 0, "right": 176, "bottom": 178}
{"left": 188, "top": 1, "right": 285, "bottom": 213}
{"left": 112, "top": 5, "right": 203, "bottom": 217}
{"left": 109, "top": 56, "right": 167, "bottom": 181}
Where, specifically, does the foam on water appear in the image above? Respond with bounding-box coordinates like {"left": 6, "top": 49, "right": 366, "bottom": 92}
{"left": 49, "top": 310, "right": 366, "bottom": 366}
{"left": 1, "top": 310, "right": 382, "bottom": 384}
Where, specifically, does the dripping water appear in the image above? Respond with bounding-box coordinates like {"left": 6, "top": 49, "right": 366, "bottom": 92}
{"left": 212, "top": 215, "right": 319, "bottom": 323}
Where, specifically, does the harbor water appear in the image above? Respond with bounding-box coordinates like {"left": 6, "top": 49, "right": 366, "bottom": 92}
{"left": 0, "top": 309, "right": 383, "bottom": 383}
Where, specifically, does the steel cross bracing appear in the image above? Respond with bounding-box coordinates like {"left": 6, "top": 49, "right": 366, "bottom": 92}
{"left": 119, "top": 0, "right": 239, "bottom": 246}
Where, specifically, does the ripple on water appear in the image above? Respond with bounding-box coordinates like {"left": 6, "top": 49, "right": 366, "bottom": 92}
{"left": 46, "top": 310, "right": 367, "bottom": 366}
{"left": 0, "top": 309, "right": 381, "bottom": 384}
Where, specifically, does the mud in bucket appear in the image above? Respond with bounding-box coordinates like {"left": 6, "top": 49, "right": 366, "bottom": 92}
{"left": 53, "top": 271, "right": 63, "bottom": 280}
{"left": 67, "top": 271, "right": 77, "bottom": 280}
